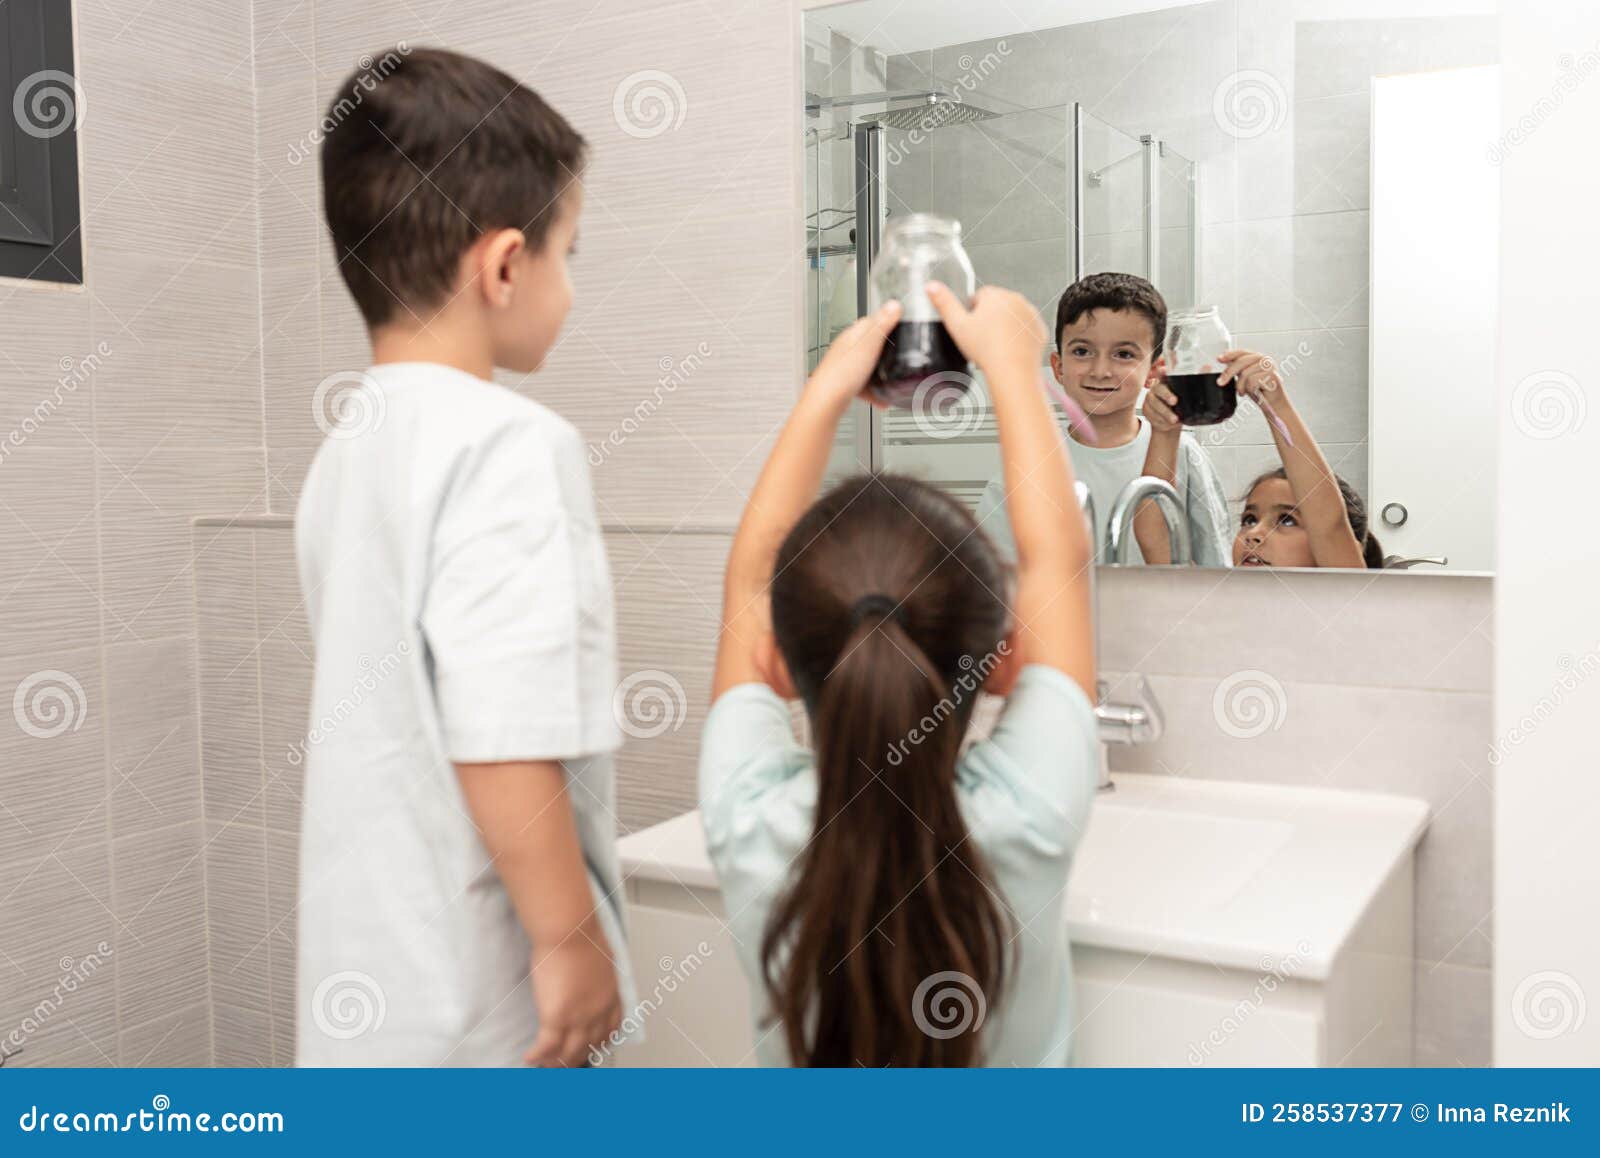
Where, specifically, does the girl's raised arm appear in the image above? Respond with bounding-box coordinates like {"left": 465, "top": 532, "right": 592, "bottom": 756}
{"left": 926, "top": 282, "right": 1096, "bottom": 699}
{"left": 711, "top": 301, "right": 901, "bottom": 698}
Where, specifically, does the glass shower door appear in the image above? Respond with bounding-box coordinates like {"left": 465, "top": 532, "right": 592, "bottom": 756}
{"left": 870, "top": 105, "right": 1076, "bottom": 511}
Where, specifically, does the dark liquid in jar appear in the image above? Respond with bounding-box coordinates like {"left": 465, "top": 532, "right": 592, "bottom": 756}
{"left": 1165, "top": 371, "right": 1237, "bottom": 426}
{"left": 870, "top": 321, "right": 970, "bottom": 407}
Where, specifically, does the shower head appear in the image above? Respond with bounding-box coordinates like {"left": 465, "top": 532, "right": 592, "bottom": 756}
{"left": 858, "top": 92, "right": 1002, "bottom": 131}
{"left": 805, "top": 89, "right": 1002, "bottom": 131}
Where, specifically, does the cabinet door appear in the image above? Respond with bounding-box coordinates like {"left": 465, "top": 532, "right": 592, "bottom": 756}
{"left": 610, "top": 904, "right": 755, "bottom": 1067}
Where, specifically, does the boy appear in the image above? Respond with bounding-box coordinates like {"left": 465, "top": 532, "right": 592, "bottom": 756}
{"left": 293, "top": 48, "right": 633, "bottom": 1066}
{"left": 975, "top": 272, "right": 1233, "bottom": 566}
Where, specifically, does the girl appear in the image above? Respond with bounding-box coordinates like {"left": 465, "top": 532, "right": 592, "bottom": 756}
{"left": 698, "top": 283, "right": 1099, "bottom": 1067}
{"left": 1145, "top": 348, "right": 1378, "bottom": 568}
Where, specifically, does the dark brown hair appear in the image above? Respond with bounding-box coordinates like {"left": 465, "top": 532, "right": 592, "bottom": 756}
{"left": 1244, "top": 468, "right": 1386, "bottom": 568}
{"left": 763, "top": 473, "right": 1013, "bottom": 1067}
{"left": 1055, "top": 272, "right": 1167, "bottom": 357}
{"left": 319, "top": 46, "right": 587, "bottom": 328}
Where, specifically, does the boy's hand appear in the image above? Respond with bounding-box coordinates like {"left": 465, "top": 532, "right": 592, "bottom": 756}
{"left": 1142, "top": 358, "right": 1183, "bottom": 438}
{"left": 524, "top": 932, "right": 623, "bottom": 1067}
{"left": 805, "top": 300, "right": 902, "bottom": 409}
{"left": 924, "top": 281, "right": 1046, "bottom": 379}
{"left": 1217, "top": 349, "right": 1287, "bottom": 405}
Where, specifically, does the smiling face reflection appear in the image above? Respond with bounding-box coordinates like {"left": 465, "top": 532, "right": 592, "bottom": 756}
{"left": 1050, "top": 308, "right": 1157, "bottom": 430}
{"left": 1233, "top": 475, "right": 1316, "bottom": 568}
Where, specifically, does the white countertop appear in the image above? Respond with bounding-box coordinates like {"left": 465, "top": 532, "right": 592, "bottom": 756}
{"left": 617, "top": 773, "right": 1429, "bottom": 981}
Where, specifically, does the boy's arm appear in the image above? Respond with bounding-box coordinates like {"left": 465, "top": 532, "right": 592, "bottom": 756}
{"left": 712, "top": 300, "right": 901, "bottom": 698}
{"left": 927, "top": 282, "right": 1096, "bottom": 699}
{"left": 1219, "top": 350, "right": 1366, "bottom": 568}
{"left": 455, "top": 760, "right": 621, "bottom": 1067}
{"left": 1133, "top": 370, "right": 1181, "bottom": 563}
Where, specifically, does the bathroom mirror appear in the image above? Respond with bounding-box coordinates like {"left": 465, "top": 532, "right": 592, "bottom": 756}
{"left": 805, "top": 0, "right": 1501, "bottom": 574}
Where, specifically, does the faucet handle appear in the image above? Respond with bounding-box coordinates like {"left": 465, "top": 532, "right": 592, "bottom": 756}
{"left": 1095, "top": 673, "right": 1165, "bottom": 746}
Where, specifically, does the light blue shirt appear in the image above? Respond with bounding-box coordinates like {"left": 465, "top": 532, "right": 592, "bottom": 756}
{"left": 698, "top": 664, "right": 1098, "bottom": 1067}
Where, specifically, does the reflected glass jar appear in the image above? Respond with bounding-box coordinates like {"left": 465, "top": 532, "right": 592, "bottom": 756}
{"left": 867, "top": 213, "right": 976, "bottom": 406}
{"left": 1161, "top": 306, "right": 1236, "bottom": 426}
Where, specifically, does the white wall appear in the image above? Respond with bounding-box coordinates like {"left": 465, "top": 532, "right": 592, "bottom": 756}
{"left": 1494, "top": 0, "right": 1600, "bottom": 1064}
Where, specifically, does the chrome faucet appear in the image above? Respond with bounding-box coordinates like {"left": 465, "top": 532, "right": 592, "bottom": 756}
{"left": 1107, "top": 475, "right": 1191, "bottom": 565}
{"left": 1078, "top": 480, "right": 1169, "bottom": 791}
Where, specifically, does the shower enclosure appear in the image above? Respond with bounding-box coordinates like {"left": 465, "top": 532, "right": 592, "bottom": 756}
{"left": 805, "top": 92, "right": 1199, "bottom": 496}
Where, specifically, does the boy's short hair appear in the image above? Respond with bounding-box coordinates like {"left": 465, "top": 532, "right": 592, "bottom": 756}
{"left": 320, "top": 46, "right": 587, "bottom": 328}
{"left": 1054, "top": 272, "right": 1167, "bottom": 357}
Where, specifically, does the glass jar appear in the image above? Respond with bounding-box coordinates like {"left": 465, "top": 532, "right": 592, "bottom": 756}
{"left": 1161, "top": 306, "right": 1236, "bottom": 426}
{"left": 867, "top": 213, "right": 976, "bottom": 406}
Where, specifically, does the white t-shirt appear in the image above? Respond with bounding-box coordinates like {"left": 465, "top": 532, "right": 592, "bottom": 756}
{"left": 976, "top": 417, "right": 1233, "bottom": 566}
{"left": 292, "top": 361, "right": 634, "bottom": 1066}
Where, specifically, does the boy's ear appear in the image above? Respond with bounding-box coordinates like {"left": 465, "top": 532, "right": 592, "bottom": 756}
{"left": 472, "top": 227, "right": 527, "bottom": 309}
{"left": 982, "top": 629, "right": 1025, "bottom": 697}
{"left": 1049, "top": 348, "right": 1066, "bottom": 384}
{"left": 755, "top": 631, "right": 797, "bottom": 700}
{"left": 1146, "top": 355, "right": 1166, "bottom": 389}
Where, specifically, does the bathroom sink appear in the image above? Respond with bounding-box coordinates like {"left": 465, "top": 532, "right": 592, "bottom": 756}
{"left": 1063, "top": 773, "right": 1428, "bottom": 979}
{"left": 614, "top": 772, "right": 1430, "bottom": 1066}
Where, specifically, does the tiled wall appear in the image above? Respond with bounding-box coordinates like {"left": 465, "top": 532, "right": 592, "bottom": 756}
{"left": 0, "top": 0, "right": 271, "bottom": 1068}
